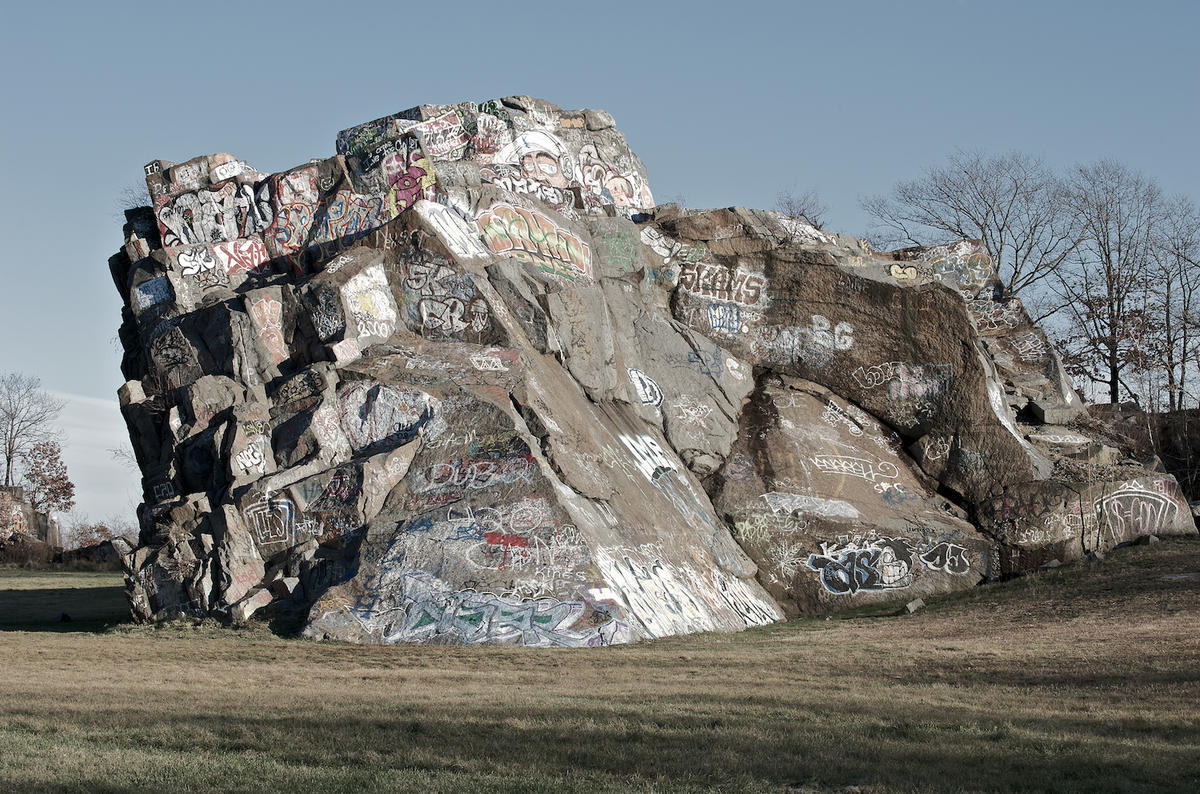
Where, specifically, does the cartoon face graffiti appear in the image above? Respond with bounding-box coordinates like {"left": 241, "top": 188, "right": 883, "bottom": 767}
{"left": 493, "top": 131, "right": 575, "bottom": 190}
{"left": 521, "top": 151, "right": 569, "bottom": 188}
{"left": 874, "top": 538, "right": 915, "bottom": 587}
{"left": 604, "top": 174, "right": 634, "bottom": 207}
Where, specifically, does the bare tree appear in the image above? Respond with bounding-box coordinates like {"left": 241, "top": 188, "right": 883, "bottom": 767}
{"left": 0, "top": 373, "right": 66, "bottom": 488}
{"left": 108, "top": 444, "right": 140, "bottom": 473}
{"left": 65, "top": 513, "right": 136, "bottom": 550}
{"left": 861, "top": 151, "right": 1078, "bottom": 304}
{"left": 112, "top": 180, "right": 151, "bottom": 222}
{"left": 1147, "top": 195, "right": 1200, "bottom": 411}
{"left": 1054, "top": 161, "right": 1166, "bottom": 405}
{"left": 776, "top": 189, "right": 828, "bottom": 230}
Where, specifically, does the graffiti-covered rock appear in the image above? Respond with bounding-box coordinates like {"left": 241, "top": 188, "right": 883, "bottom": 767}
{"left": 710, "top": 377, "right": 988, "bottom": 614}
{"left": 108, "top": 96, "right": 1195, "bottom": 643}
{"left": 976, "top": 474, "right": 1195, "bottom": 575}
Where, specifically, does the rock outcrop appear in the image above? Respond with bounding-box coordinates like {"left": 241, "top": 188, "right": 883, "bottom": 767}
{"left": 0, "top": 486, "right": 56, "bottom": 547}
{"left": 108, "top": 96, "right": 1197, "bottom": 645}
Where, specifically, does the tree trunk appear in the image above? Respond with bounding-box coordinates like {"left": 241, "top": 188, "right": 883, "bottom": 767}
{"left": 1110, "top": 347, "right": 1121, "bottom": 403}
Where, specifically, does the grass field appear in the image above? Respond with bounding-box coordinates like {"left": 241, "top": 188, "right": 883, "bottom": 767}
{"left": 1, "top": 540, "right": 1198, "bottom": 793}
{"left": 0, "top": 568, "right": 127, "bottom": 632}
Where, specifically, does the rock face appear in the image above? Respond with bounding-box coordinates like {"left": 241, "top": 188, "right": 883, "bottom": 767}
{"left": 108, "top": 96, "right": 1197, "bottom": 645}
{"left": 0, "top": 486, "right": 56, "bottom": 547}
{"left": 0, "top": 532, "right": 57, "bottom": 565}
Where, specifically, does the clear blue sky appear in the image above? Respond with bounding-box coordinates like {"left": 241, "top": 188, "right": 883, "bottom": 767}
{"left": 1, "top": 0, "right": 1196, "bottom": 520}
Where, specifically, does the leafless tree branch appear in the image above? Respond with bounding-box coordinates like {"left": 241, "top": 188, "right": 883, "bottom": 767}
{"left": 0, "top": 373, "right": 66, "bottom": 488}
{"left": 775, "top": 189, "right": 829, "bottom": 230}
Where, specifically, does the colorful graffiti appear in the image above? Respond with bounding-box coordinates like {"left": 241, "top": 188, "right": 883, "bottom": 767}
{"left": 313, "top": 190, "right": 389, "bottom": 249}
{"left": 213, "top": 238, "right": 270, "bottom": 276}
{"left": 266, "top": 167, "right": 321, "bottom": 257}
{"left": 381, "top": 145, "right": 435, "bottom": 217}
{"left": 476, "top": 203, "right": 592, "bottom": 281}
{"left": 354, "top": 570, "right": 627, "bottom": 647}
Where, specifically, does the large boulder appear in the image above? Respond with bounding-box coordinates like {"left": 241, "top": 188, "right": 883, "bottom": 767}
{"left": 109, "top": 96, "right": 1195, "bottom": 643}
{"left": 709, "top": 377, "right": 988, "bottom": 614}
{"left": 976, "top": 474, "right": 1195, "bottom": 575}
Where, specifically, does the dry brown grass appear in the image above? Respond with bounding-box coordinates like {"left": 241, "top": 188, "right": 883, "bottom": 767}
{"left": 0, "top": 539, "right": 1197, "bottom": 793}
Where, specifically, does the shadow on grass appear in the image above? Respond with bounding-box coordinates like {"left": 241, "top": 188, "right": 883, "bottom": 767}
{"left": 0, "top": 585, "right": 130, "bottom": 632}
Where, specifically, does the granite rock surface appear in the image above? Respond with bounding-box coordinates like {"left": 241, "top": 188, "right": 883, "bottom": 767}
{"left": 108, "top": 96, "right": 1196, "bottom": 645}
